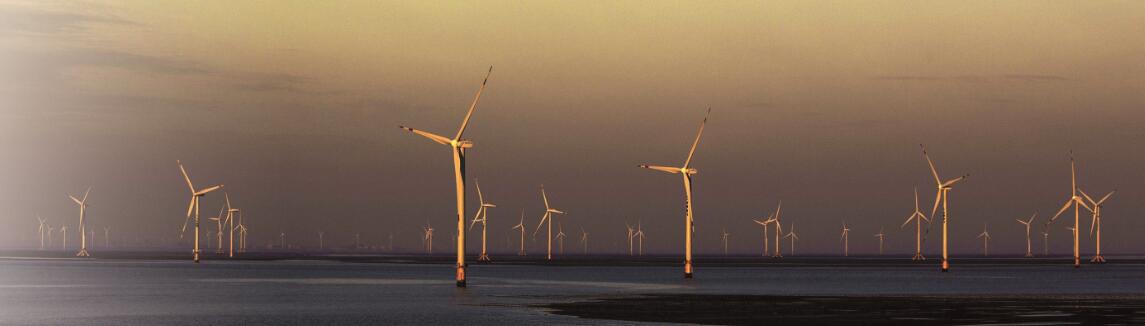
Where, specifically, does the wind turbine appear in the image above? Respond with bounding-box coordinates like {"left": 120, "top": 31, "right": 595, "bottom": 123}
{"left": 579, "top": 228, "right": 589, "bottom": 255}
{"left": 208, "top": 206, "right": 225, "bottom": 254}
{"left": 178, "top": 160, "right": 223, "bottom": 263}
{"left": 60, "top": 225, "right": 67, "bottom": 251}
{"left": 635, "top": 221, "right": 646, "bottom": 256}
{"left": 103, "top": 227, "right": 110, "bottom": 249}
{"left": 1079, "top": 189, "right": 1114, "bottom": 263}
{"left": 279, "top": 232, "right": 286, "bottom": 249}
{"left": 977, "top": 223, "right": 991, "bottom": 256}
{"left": 840, "top": 222, "right": 851, "bottom": 257}
{"left": 512, "top": 210, "right": 526, "bottom": 256}
{"left": 224, "top": 193, "right": 239, "bottom": 258}
{"left": 625, "top": 222, "right": 636, "bottom": 256}
{"left": 720, "top": 228, "right": 730, "bottom": 256}
{"left": 468, "top": 179, "right": 495, "bottom": 262}
{"left": 1047, "top": 152, "right": 1090, "bottom": 268}
{"left": 921, "top": 144, "right": 968, "bottom": 272}
{"left": 764, "top": 202, "right": 784, "bottom": 258}
{"left": 752, "top": 215, "right": 772, "bottom": 256}
{"left": 423, "top": 224, "right": 434, "bottom": 254}
{"left": 397, "top": 66, "right": 492, "bottom": 288}
{"left": 874, "top": 227, "right": 885, "bottom": 256}
{"left": 68, "top": 187, "right": 92, "bottom": 257}
{"left": 1016, "top": 213, "right": 1037, "bottom": 257}
{"left": 637, "top": 108, "right": 710, "bottom": 278}
{"left": 318, "top": 231, "right": 325, "bottom": 250}
{"left": 532, "top": 185, "right": 565, "bottom": 261}
{"left": 47, "top": 225, "right": 56, "bottom": 249}
{"left": 36, "top": 215, "right": 46, "bottom": 251}
{"left": 1041, "top": 230, "right": 1050, "bottom": 256}
{"left": 783, "top": 223, "right": 799, "bottom": 256}
{"left": 555, "top": 223, "right": 567, "bottom": 255}
{"left": 900, "top": 187, "right": 929, "bottom": 260}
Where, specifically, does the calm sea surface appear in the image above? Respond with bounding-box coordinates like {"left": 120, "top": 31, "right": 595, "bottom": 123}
{"left": 3, "top": 258, "right": 1145, "bottom": 325}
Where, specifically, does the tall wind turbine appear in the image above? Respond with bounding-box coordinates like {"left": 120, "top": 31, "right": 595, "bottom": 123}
{"left": 555, "top": 223, "right": 567, "bottom": 255}
{"left": 103, "top": 227, "right": 110, "bottom": 249}
{"left": 1041, "top": 230, "right": 1050, "bottom": 256}
{"left": 783, "top": 223, "right": 798, "bottom": 256}
{"left": 209, "top": 206, "right": 225, "bottom": 254}
{"left": 397, "top": 66, "right": 492, "bottom": 288}
{"left": 625, "top": 222, "right": 636, "bottom": 256}
{"left": 178, "top": 161, "right": 223, "bottom": 263}
{"left": 512, "top": 210, "right": 526, "bottom": 256}
{"left": 532, "top": 185, "right": 565, "bottom": 261}
{"left": 1079, "top": 189, "right": 1114, "bottom": 263}
{"left": 921, "top": 145, "right": 968, "bottom": 272}
{"left": 977, "top": 223, "right": 991, "bottom": 256}
{"left": 224, "top": 193, "right": 239, "bottom": 258}
{"left": 635, "top": 221, "right": 646, "bottom": 256}
{"left": 720, "top": 229, "right": 730, "bottom": 256}
{"left": 874, "top": 227, "right": 885, "bottom": 256}
{"left": 764, "top": 202, "right": 784, "bottom": 258}
{"left": 36, "top": 215, "right": 47, "bottom": 251}
{"left": 468, "top": 179, "right": 495, "bottom": 262}
{"left": 1016, "top": 213, "right": 1037, "bottom": 257}
{"left": 840, "top": 222, "right": 851, "bottom": 257}
{"left": 638, "top": 108, "right": 710, "bottom": 278}
{"left": 752, "top": 215, "right": 772, "bottom": 256}
{"left": 1047, "top": 152, "right": 1090, "bottom": 268}
{"left": 68, "top": 188, "right": 92, "bottom": 257}
{"left": 423, "top": 224, "right": 434, "bottom": 254}
{"left": 901, "top": 187, "right": 929, "bottom": 260}
{"left": 579, "top": 228, "right": 589, "bottom": 255}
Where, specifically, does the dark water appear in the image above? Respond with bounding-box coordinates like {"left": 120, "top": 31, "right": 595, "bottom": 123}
{"left": 3, "top": 258, "right": 1145, "bottom": 325}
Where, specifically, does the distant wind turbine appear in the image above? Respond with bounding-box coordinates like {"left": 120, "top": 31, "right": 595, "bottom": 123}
{"left": 625, "top": 222, "right": 636, "bottom": 256}
{"left": 397, "top": 66, "right": 492, "bottom": 288}
{"left": 1046, "top": 152, "right": 1092, "bottom": 268}
{"left": 555, "top": 223, "right": 567, "bottom": 255}
{"left": 921, "top": 144, "right": 968, "bottom": 272}
{"left": 840, "top": 222, "right": 851, "bottom": 257}
{"left": 423, "top": 223, "right": 434, "bottom": 254}
{"left": 638, "top": 108, "right": 710, "bottom": 278}
{"left": 67, "top": 187, "right": 92, "bottom": 257}
{"left": 178, "top": 160, "right": 223, "bottom": 263}
{"left": 511, "top": 210, "right": 526, "bottom": 256}
{"left": 532, "top": 185, "right": 565, "bottom": 261}
{"left": 783, "top": 223, "right": 799, "bottom": 256}
{"left": 874, "top": 227, "right": 885, "bottom": 256}
{"left": 720, "top": 228, "right": 730, "bottom": 256}
{"left": 635, "top": 221, "right": 646, "bottom": 256}
{"left": 752, "top": 216, "right": 772, "bottom": 256}
{"left": 36, "top": 215, "right": 46, "bottom": 251}
{"left": 977, "top": 223, "right": 991, "bottom": 256}
{"left": 224, "top": 193, "right": 239, "bottom": 257}
{"left": 764, "top": 202, "right": 784, "bottom": 258}
{"left": 901, "top": 187, "right": 929, "bottom": 260}
{"left": 1079, "top": 189, "right": 1114, "bottom": 263}
{"left": 579, "top": 228, "right": 589, "bottom": 255}
{"left": 468, "top": 179, "right": 495, "bottom": 262}
{"left": 1016, "top": 213, "right": 1037, "bottom": 257}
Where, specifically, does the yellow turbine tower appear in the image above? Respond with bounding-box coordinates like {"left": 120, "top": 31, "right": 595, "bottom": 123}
{"left": 1015, "top": 213, "right": 1037, "bottom": 257}
{"left": 921, "top": 145, "right": 968, "bottom": 272}
{"left": 900, "top": 187, "right": 929, "bottom": 260}
{"left": 67, "top": 188, "right": 92, "bottom": 257}
{"left": 178, "top": 161, "right": 223, "bottom": 263}
{"left": 638, "top": 108, "right": 710, "bottom": 278}
{"left": 1078, "top": 189, "right": 1114, "bottom": 263}
{"left": 532, "top": 185, "right": 565, "bottom": 261}
{"left": 468, "top": 179, "right": 496, "bottom": 262}
{"left": 397, "top": 66, "right": 492, "bottom": 287}
{"left": 1048, "top": 152, "right": 1091, "bottom": 268}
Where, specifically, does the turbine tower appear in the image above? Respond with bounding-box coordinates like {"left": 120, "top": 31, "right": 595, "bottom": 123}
{"left": 900, "top": 187, "right": 929, "bottom": 260}
{"left": 635, "top": 221, "right": 646, "bottom": 256}
{"left": 178, "top": 161, "right": 223, "bottom": 263}
{"left": 423, "top": 224, "right": 434, "bottom": 254}
{"left": 1079, "top": 189, "right": 1114, "bottom": 263}
{"left": 1016, "top": 213, "right": 1037, "bottom": 257}
{"left": 511, "top": 210, "right": 526, "bottom": 256}
{"left": 208, "top": 206, "right": 225, "bottom": 254}
{"left": 977, "top": 223, "right": 991, "bottom": 256}
{"left": 1048, "top": 152, "right": 1090, "bottom": 268}
{"left": 763, "top": 202, "right": 784, "bottom": 258}
{"left": 103, "top": 227, "right": 110, "bottom": 248}
{"left": 921, "top": 144, "right": 968, "bottom": 272}
{"left": 555, "top": 223, "right": 567, "bottom": 255}
{"left": 68, "top": 187, "right": 92, "bottom": 257}
{"left": 532, "top": 185, "right": 565, "bottom": 261}
{"left": 638, "top": 108, "right": 710, "bottom": 278}
{"left": 752, "top": 215, "right": 772, "bottom": 256}
{"left": 224, "top": 193, "right": 240, "bottom": 258}
{"left": 720, "top": 229, "right": 730, "bottom": 256}
{"left": 579, "top": 228, "right": 589, "bottom": 255}
{"left": 468, "top": 179, "right": 496, "bottom": 262}
{"left": 36, "top": 215, "right": 47, "bottom": 251}
{"left": 625, "top": 222, "right": 636, "bottom": 256}
{"left": 397, "top": 66, "right": 492, "bottom": 288}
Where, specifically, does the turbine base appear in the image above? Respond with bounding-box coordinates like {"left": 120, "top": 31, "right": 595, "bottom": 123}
{"left": 911, "top": 253, "right": 926, "bottom": 261}
{"left": 456, "top": 265, "right": 466, "bottom": 288}
{"left": 941, "top": 260, "right": 949, "bottom": 272}
{"left": 478, "top": 254, "right": 490, "bottom": 262}
{"left": 1024, "top": 253, "right": 1033, "bottom": 258}
{"left": 1091, "top": 256, "right": 1106, "bottom": 264}
{"left": 1074, "top": 257, "right": 1081, "bottom": 268}
{"left": 75, "top": 249, "right": 90, "bottom": 257}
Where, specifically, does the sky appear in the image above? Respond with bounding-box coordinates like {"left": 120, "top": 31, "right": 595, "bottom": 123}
{"left": 0, "top": 1, "right": 1143, "bottom": 256}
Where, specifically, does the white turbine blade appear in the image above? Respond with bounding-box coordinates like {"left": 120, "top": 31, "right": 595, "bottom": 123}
{"left": 1078, "top": 188, "right": 1096, "bottom": 206}
{"left": 929, "top": 190, "right": 942, "bottom": 221}
{"left": 532, "top": 213, "right": 549, "bottom": 236}
{"left": 1097, "top": 191, "right": 1115, "bottom": 206}
{"left": 682, "top": 108, "right": 710, "bottom": 168}
{"left": 1028, "top": 212, "right": 1038, "bottom": 224}
{"left": 225, "top": 192, "right": 233, "bottom": 211}
{"left": 900, "top": 214, "right": 915, "bottom": 228}
{"left": 69, "top": 195, "right": 83, "bottom": 206}
{"left": 541, "top": 186, "right": 551, "bottom": 210}
{"left": 81, "top": 187, "right": 91, "bottom": 202}
{"left": 921, "top": 145, "right": 942, "bottom": 186}
{"left": 454, "top": 66, "right": 492, "bottom": 141}
{"left": 941, "top": 175, "right": 968, "bottom": 188}
{"left": 399, "top": 126, "right": 452, "bottom": 145}
{"left": 186, "top": 198, "right": 196, "bottom": 218}
{"left": 177, "top": 160, "right": 197, "bottom": 193}
{"left": 469, "top": 208, "right": 483, "bottom": 231}
{"left": 638, "top": 164, "right": 681, "bottom": 174}
{"left": 196, "top": 185, "right": 223, "bottom": 196}
{"left": 475, "top": 179, "right": 485, "bottom": 205}
{"left": 1049, "top": 200, "right": 1073, "bottom": 224}
{"left": 1089, "top": 211, "right": 1097, "bottom": 236}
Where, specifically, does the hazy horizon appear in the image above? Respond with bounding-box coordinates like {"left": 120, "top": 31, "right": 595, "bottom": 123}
{"left": 1, "top": 1, "right": 1143, "bottom": 256}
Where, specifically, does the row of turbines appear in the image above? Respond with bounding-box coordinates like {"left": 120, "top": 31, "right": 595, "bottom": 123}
{"left": 397, "top": 67, "right": 1117, "bottom": 287}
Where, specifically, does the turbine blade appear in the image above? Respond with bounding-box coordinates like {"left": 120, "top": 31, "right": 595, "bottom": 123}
{"left": 683, "top": 108, "right": 710, "bottom": 168}
{"left": 638, "top": 164, "right": 681, "bottom": 174}
{"left": 475, "top": 179, "right": 485, "bottom": 205}
{"left": 541, "top": 186, "right": 550, "bottom": 210}
{"left": 454, "top": 66, "right": 492, "bottom": 141}
{"left": 929, "top": 190, "right": 942, "bottom": 222}
{"left": 196, "top": 185, "right": 223, "bottom": 196}
{"left": 399, "top": 126, "right": 452, "bottom": 145}
{"left": 69, "top": 195, "right": 83, "bottom": 206}
{"left": 921, "top": 145, "right": 942, "bottom": 186}
{"left": 901, "top": 215, "right": 915, "bottom": 228}
{"left": 178, "top": 160, "right": 196, "bottom": 193}
{"left": 1097, "top": 191, "right": 1115, "bottom": 206}
{"left": 186, "top": 198, "right": 196, "bottom": 218}
{"left": 81, "top": 187, "right": 91, "bottom": 202}
{"left": 1049, "top": 200, "right": 1073, "bottom": 224}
